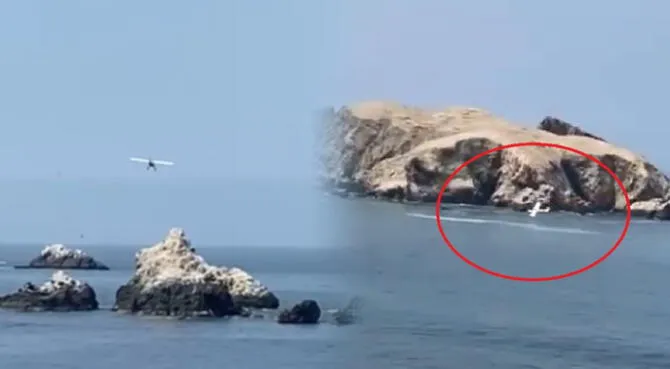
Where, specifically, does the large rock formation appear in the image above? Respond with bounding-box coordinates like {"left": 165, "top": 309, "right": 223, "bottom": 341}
{"left": 320, "top": 101, "right": 670, "bottom": 219}
{"left": 113, "top": 228, "right": 279, "bottom": 318}
{"left": 14, "top": 244, "right": 109, "bottom": 270}
{"left": 0, "top": 270, "right": 99, "bottom": 311}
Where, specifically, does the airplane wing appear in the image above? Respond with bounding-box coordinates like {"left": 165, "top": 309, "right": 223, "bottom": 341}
{"left": 153, "top": 160, "right": 175, "bottom": 166}
{"left": 129, "top": 157, "right": 150, "bottom": 163}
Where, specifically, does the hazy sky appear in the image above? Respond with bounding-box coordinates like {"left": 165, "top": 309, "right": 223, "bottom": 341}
{"left": 330, "top": 0, "right": 670, "bottom": 169}
{"left": 2, "top": 1, "right": 667, "bottom": 178}
{"left": 0, "top": 1, "right": 668, "bottom": 244}
{"left": 0, "top": 0, "right": 339, "bottom": 181}
{"left": 0, "top": 1, "right": 340, "bottom": 244}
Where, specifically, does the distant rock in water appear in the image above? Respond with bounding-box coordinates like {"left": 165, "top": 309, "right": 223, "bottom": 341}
{"left": 277, "top": 300, "right": 321, "bottom": 324}
{"left": 113, "top": 228, "right": 279, "bottom": 318}
{"left": 0, "top": 270, "right": 99, "bottom": 311}
{"left": 537, "top": 116, "right": 606, "bottom": 142}
{"left": 14, "top": 244, "right": 109, "bottom": 270}
{"left": 319, "top": 101, "right": 670, "bottom": 219}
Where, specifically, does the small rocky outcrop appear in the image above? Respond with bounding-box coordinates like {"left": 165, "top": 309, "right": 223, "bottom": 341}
{"left": 630, "top": 198, "right": 670, "bottom": 220}
{"left": 0, "top": 270, "right": 99, "bottom": 311}
{"left": 320, "top": 101, "right": 670, "bottom": 219}
{"left": 277, "top": 300, "right": 321, "bottom": 324}
{"left": 14, "top": 244, "right": 109, "bottom": 270}
{"left": 113, "top": 228, "right": 279, "bottom": 318}
{"left": 537, "top": 116, "right": 606, "bottom": 142}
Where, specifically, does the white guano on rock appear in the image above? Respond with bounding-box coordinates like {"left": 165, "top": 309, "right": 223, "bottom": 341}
{"left": 134, "top": 228, "right": 276, "bottom": 305}
{"left": 41, "top": 244, "right": 88, "bottom": 258}
{"left": 39, "top": 270, "right": 88, "bottom": 293}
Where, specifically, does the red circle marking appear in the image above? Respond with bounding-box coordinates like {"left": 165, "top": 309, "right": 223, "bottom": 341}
{"left": 434, "top": 141, "right": 632, "bottom": 282}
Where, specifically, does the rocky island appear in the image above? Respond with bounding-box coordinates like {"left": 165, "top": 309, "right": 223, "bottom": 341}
{"left": 278, "top": 299, "right": 321, "bottom": 324}
{"left": 0, "top": 270, "right": 99, "bottom": 311}
{"left": 15, "top": 243, "right": 110, "bottom": 270}
{"left": 320, "top": 101, "right": 670, "bottom": 219}
{"left": 113, "top": 228, "right": 279, "bottom": 318}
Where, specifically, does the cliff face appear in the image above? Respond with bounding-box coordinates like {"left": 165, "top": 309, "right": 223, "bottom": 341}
{"left": 320, "top": 101, "right": 670, "bottom": 219}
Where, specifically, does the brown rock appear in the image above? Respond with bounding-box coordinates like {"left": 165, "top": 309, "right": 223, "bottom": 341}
{"left": 320, "top": 101, "right": 670, "bottom": 219}
{"left": 538, "top": 116, "right": 606, "bottom": 142}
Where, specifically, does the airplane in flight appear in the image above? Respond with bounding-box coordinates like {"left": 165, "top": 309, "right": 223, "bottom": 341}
{"left": 129, "top": 157, "right": 175, "bottom": 171}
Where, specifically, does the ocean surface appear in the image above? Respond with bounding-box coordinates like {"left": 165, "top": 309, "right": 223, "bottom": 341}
{"left": 2, "top": 194, "right": 670, "bottom": 368}
{"left": 0, "top": 243, "right": 361, "bottom": 369}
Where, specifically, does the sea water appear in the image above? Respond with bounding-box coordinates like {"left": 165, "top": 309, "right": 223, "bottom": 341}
{"left": 2, "top": 191, "right": 670, "bottom": 368}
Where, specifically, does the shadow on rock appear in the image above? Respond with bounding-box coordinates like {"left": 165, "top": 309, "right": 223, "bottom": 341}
{"left": 114, "top": 281, "right": 242, "bottom": 317}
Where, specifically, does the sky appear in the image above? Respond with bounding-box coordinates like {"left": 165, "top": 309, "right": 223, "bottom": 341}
{"left": 330, "top": 0, "right": 670, "bottom": 169}
{"left": 0, "top": 0, "right": 340, "bottom": 181}
{"left": 0, "top": 1, "right": 668, "bottom": 244}
{"left": 0, "top": 1, "right": 341, "bottom": 244}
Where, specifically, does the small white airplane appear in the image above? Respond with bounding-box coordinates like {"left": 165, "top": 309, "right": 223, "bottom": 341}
{"left": 129, "top": 157, "right": 175, "bottom": 171}
{"left": 528, "top": 201, "right": 550, "bottom": 217}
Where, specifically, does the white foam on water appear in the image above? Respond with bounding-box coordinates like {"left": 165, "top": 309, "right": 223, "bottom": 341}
{"left": 596, "top": 219, "right": 658, "bottom": 225}
{"left": 406, "top": 212, "right": 601, "bottom": 235}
